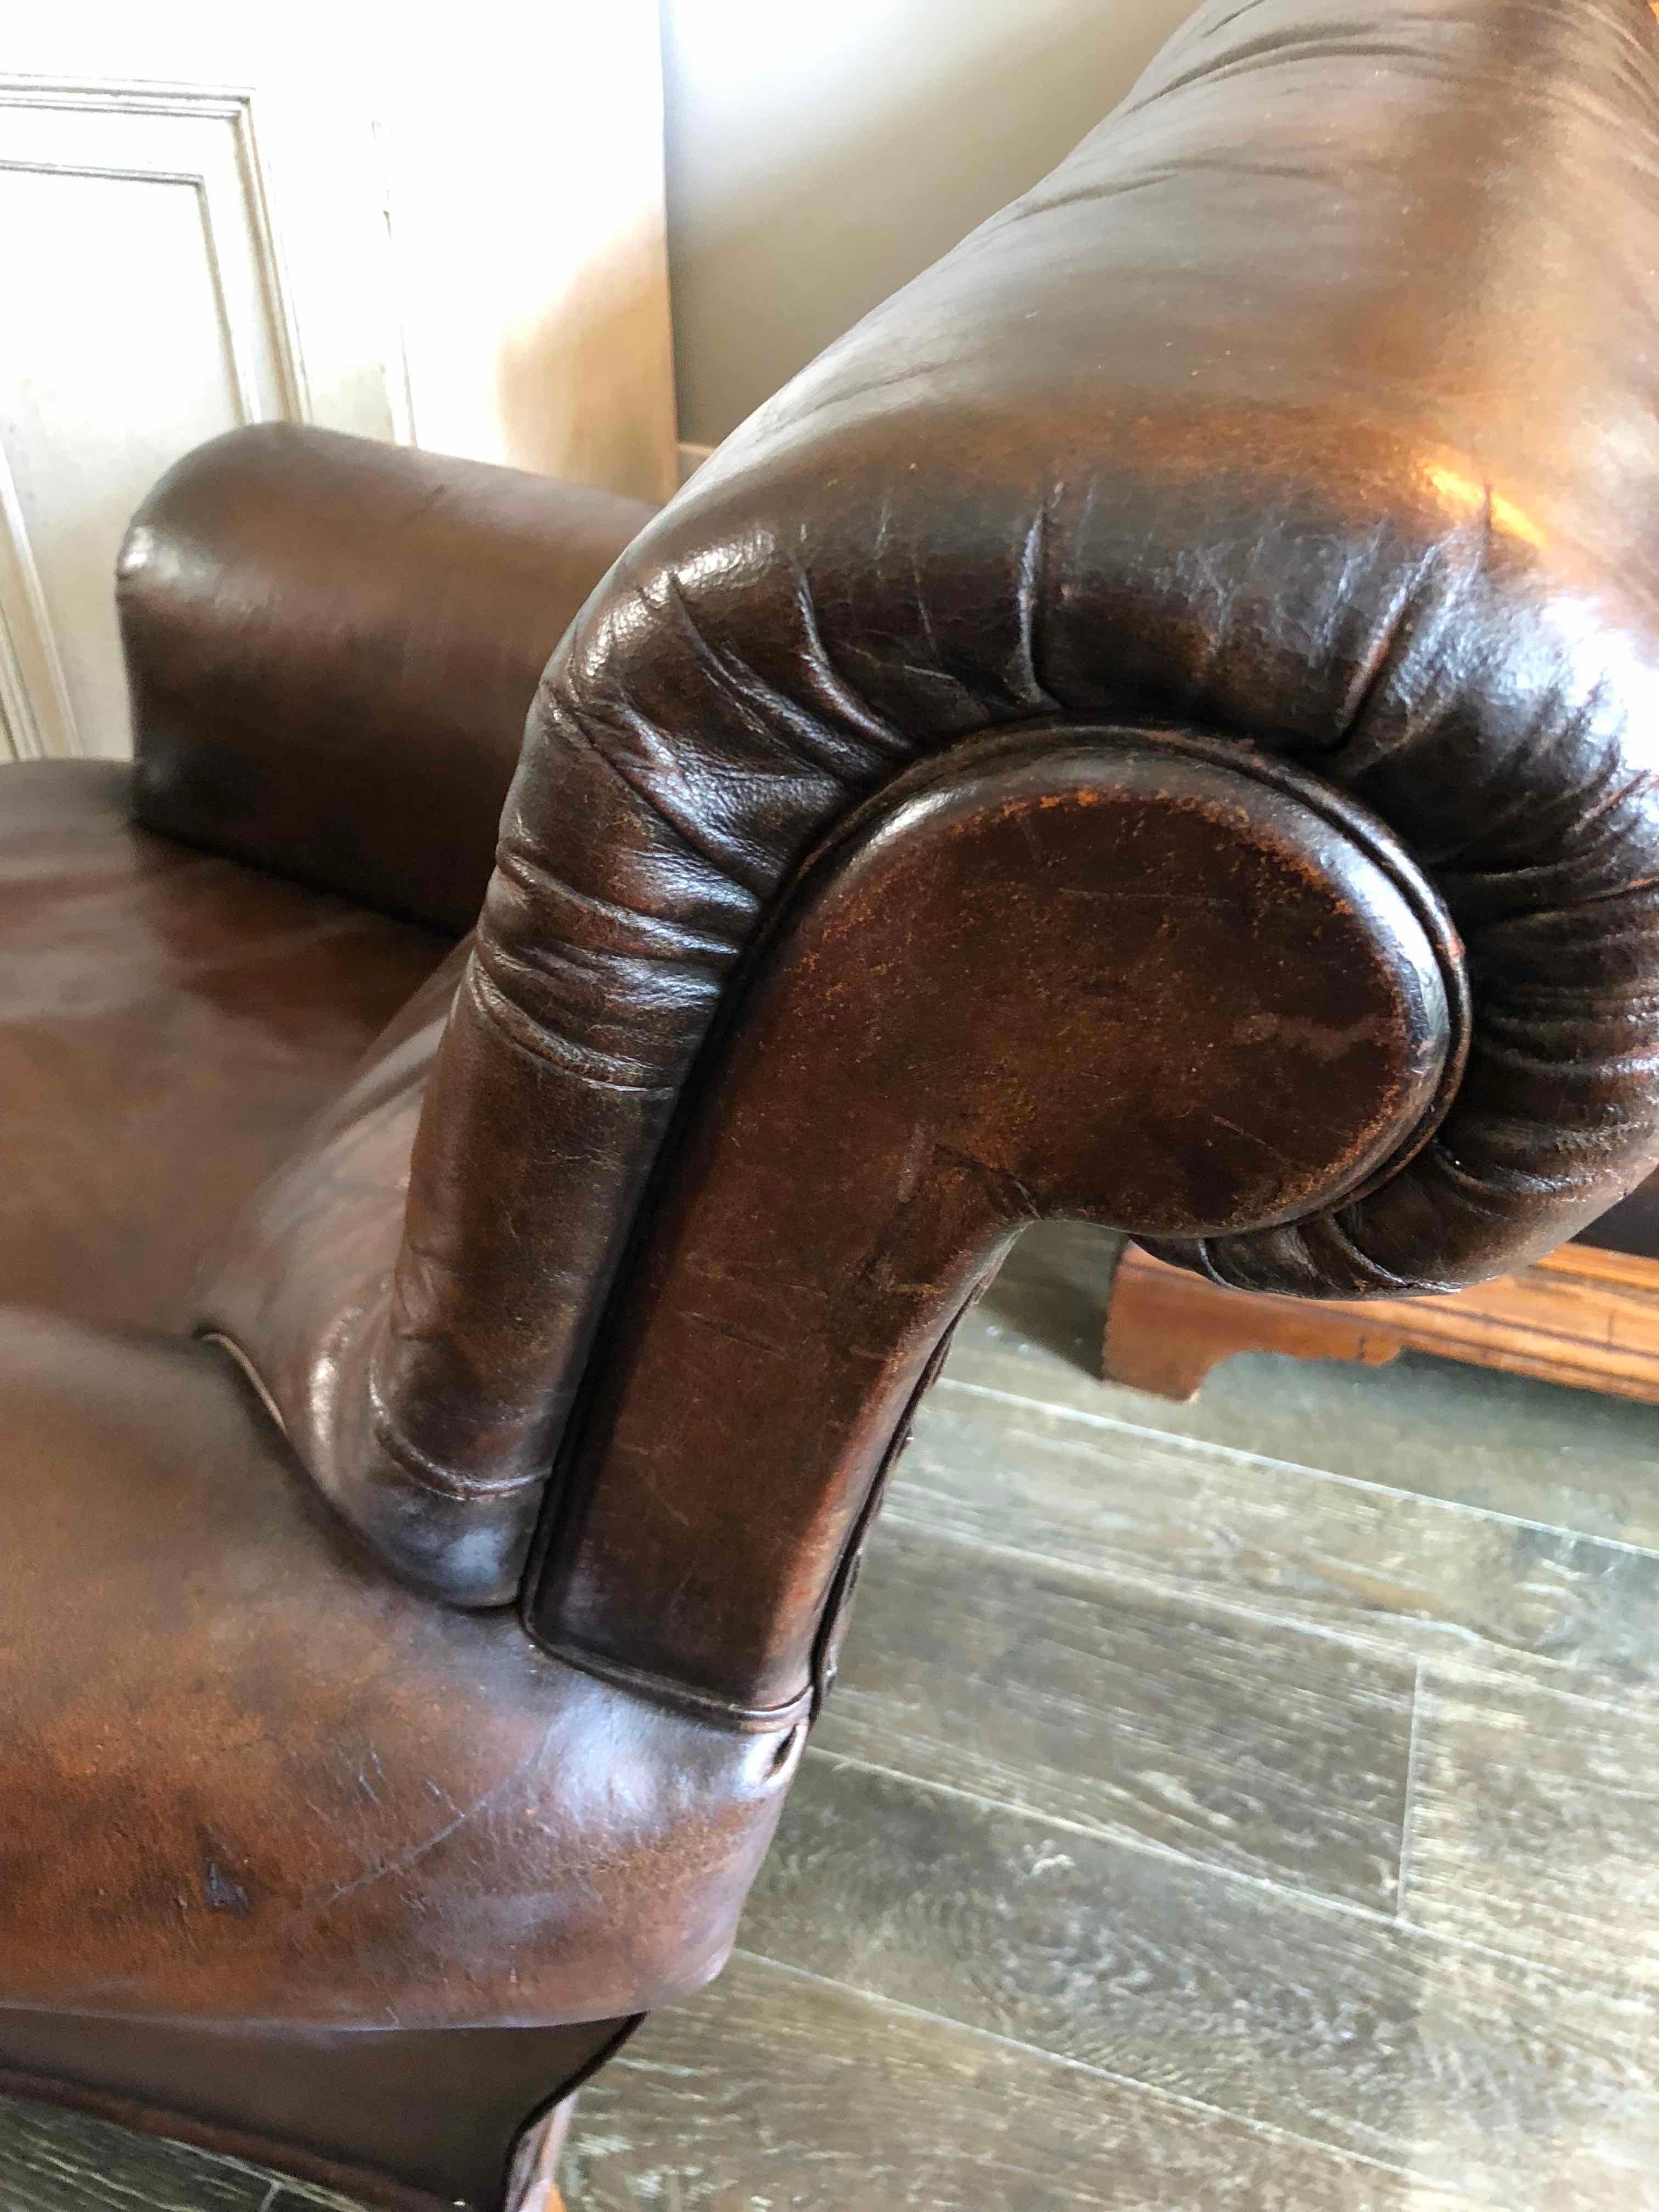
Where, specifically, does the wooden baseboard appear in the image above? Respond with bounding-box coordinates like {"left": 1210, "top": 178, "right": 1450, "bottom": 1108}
{"left": 1103, "top": 1240, "right": 1659, "bottom": 1407}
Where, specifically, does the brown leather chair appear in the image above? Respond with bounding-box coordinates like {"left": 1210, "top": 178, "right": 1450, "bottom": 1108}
{"left": 7, "top": 2, "right": 1659, "bottom": 2205}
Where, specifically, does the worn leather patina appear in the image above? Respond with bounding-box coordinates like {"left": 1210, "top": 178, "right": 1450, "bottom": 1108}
{"left": 5, "top": 4, "right": 1659, "bottom": 2205}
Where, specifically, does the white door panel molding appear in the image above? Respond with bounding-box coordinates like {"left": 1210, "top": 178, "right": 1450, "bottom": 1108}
{"left": 0, "top": 7, "right": 675, "bottom": 768}
{"left": 0, "top": 79, "right": 305, "bottom": 759}
{"left": 0, "top": 445, "right": 78, "bottom": 763}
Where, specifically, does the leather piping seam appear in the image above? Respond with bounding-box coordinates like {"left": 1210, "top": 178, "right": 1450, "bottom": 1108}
{"left": 197, "top": 1330, "right": 290, "bottom": 1438}
{"left": 531, "top": 1638, "right": 814, "bottom": 1734}
{"left": 366, "top": 1376, "right": 547, "bottom": 1503}
{"left": 503, "top": 2013, "right": 646, "bottom": 2212}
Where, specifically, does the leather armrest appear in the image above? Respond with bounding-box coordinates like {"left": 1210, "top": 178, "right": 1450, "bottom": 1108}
{"left": 205, "top": 0, "right": 1659, "bottom": 1613}
{"left": 118, "top": 425, "right": 656, "bottom": 933}
{"left": 408, "top": 0, "right": 1659, "bottom": 1447}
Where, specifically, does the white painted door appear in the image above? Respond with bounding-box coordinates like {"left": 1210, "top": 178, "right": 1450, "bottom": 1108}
{"left": 0, "top": 2, "right": 675, "bottom": 764}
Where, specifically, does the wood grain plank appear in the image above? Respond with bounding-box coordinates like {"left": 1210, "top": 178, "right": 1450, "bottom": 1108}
{"left": 1402, "top": 1668, "right": 1659, "bottom": 1996}
{"left": 736, "top": 1753, "right": 1659, "bottom": 2210}
{"left": 816, "top": 1515, "right": 1415, "bottom": 1909}
{"left": 563, "top": 1950, "right": 1504, "bottom": 2212}
{"left": 957, "top": 1226, "right": 1659, "bottom": 1553}
{"left": 895, "top": 1379, "right": 1659, "bottom": 1699}
{"left": 0, "top": 2091, "right": 357, "bottom": 2212}
{"left": 1106, "top": 1243, "right": 1659, "bottom": 1408}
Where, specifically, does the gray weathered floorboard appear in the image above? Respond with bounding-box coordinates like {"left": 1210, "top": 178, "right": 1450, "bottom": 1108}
{"left": 898, "top": 1378, "right": 1659, "bottom": 1700}
{"left": 564, "top": 1951, "right": 1504, "bottom": 2212}
{"left": 814, "top": 1514, "right": 1415, "bottom": 1910}
{"left": 736, "top": 1752, "right": 1659, "bottom": 2209}
{"left": 0, "top": 2090, "right": 354, "bottom": 2212}
{"left": 956, "top": 1224, "right": 1659, "bottom": 1551}
{"left": 1402, "top": 1667, "right": 1659, "bottom": 1994}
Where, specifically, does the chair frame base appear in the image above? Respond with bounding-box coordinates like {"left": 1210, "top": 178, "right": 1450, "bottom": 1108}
{"left": 0, "top": 2015, "right": 638, "bottom": 2212}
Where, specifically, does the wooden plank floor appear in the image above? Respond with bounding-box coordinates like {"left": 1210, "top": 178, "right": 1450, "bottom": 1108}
{"left": 6, "top": 1222, "right": 1659, "bottom": 2208}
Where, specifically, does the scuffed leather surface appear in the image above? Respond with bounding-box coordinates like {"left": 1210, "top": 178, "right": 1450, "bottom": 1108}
{"left": 0, "top": 1308, "right": 796, "bottom": 2026}
{"left": 532, "top": 731, "right": 1468, "bottom": 1717}
{"left": 227, "top": 0, "right": 1659, "bottom": 1602}
{"left": 121, "top": 424, "right": 655, "bottom": 934}
{"left": 0, "top": 761, "right": 447, "bottom": 1330}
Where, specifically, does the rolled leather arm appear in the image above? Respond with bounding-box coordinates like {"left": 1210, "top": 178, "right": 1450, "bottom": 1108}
{"left": 208, "top": 0, "right": 1659, "bottom": 1610}
{"left": 118, "top": 424, "right": 656, "bottom": 933}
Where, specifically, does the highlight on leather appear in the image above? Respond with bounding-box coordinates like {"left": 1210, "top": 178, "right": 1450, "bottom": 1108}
{"left": 210, "top": 0, "right": 1659, "bottom": 1610}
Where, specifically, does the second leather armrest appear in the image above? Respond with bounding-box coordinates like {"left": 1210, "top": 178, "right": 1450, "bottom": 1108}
{"left": 118, "top": 424, "right": 657, "bottom": 933}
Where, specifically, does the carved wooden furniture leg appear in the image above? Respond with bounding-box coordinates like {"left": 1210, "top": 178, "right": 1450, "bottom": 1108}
{"left": 504, "top": 2093, "right": 578, "bottom": 2212}
{"left": 1104, "top": 1243, "right": 1659, "bottom": 1407}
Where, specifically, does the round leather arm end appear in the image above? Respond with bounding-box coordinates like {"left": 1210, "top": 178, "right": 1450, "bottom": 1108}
{"left": 526, "top": 725, "right": 1481, "bottom": 1720}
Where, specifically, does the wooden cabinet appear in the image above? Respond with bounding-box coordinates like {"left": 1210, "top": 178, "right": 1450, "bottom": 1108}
{"left": 1105, "top": 1238, "right": 1659, "bottom": 1408}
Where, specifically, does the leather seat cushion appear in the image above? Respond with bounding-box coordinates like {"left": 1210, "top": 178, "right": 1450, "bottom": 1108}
{"left": 0, "top": 760, "right": 451, "bottom": 1329}
{"left": 0, "top": 1306, "right": 794, "bottom": 2026}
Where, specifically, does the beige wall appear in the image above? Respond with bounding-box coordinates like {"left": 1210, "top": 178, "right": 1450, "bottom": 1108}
{"left": 659, "top": 0, "right": 1198, "bottom": 449}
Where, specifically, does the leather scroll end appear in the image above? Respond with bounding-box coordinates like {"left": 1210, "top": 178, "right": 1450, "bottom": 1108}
{"left": 524, "top": 726, "right": 1475, "bottom": 1720}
